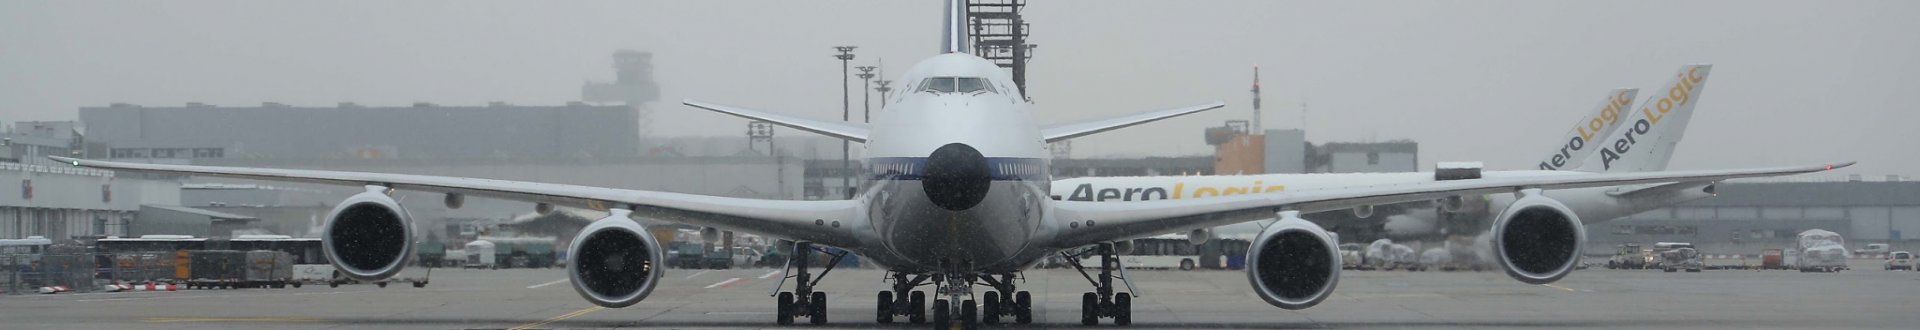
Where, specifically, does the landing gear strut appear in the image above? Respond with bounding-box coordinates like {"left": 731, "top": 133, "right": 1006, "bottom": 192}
{"left": 930, "top": 272, "right": 980, "bottom": 330}
{"left": 1065, "top": 242, "right": 1135, "bottom": 326}
{"left": 876, "top": 271, "right": 929, "bottom": 324}
{"left": 979, "top": 273, "right": 1034, "bottom": 325}
{"left": 773, "top": 241, "right": 847, "bottom": 325}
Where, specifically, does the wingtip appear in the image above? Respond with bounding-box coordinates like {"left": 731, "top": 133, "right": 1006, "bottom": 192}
{"left": 45, "top": 155, "right": 80, "bottom": 166}
{"left": 1826, "top": 161, "right": 1858, "bottom": 171}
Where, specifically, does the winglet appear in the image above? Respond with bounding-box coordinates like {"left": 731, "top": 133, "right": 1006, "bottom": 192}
{"left": 682, "top": 99, "right": 869, "bottom": 143}
{"left": 1039, "top": 101, "right": 1226, "bottom": 143}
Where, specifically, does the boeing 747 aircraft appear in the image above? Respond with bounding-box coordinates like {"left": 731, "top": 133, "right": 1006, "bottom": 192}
{"left": 53, "top": 2, "right": 1846, "bottom": 329}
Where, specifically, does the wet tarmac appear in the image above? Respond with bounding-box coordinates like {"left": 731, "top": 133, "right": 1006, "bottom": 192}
{"left": 4, "top": 261, "right": 1916, "bottom": 329}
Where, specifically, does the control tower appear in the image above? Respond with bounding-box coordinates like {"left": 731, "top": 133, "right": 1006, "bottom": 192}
{"left": 583, "top": 50, "right": 662, "bottom": 136}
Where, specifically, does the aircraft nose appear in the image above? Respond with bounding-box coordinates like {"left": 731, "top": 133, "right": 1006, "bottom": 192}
{"left": 922, "top": 143, "right": 990, "bottom": 211}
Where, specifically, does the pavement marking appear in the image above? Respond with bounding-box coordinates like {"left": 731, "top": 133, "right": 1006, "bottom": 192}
{"left": 527, "top": 278, "right": 570, "bottom": 289}
{"left": 685, "top": 269, "right": 713, "bottom": 279}
{"left": 705, "top": 277, "right": 745, "bottom": 289}
{"left": 145, "top": 317, "right": 321, "bottom": 323}
{"left": 511, "top": 306, "right": 605, "bottom": 330}
{"left": 758, "top": 270, "right": 782, "bottom": 279}
{"left": 77, "top": 290, "right": 358, "bottom": 302}
{"left": 1542, "top": 284, "right": 1579, "bottom": 292}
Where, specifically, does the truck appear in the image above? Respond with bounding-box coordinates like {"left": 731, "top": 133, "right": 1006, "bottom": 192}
{"left": 1647, "top": 242, "right": 1694, "bottom": 269}
{"left": 1660, "top": 247, "right": 1703, "bottom": 272}
{"left": 416, "top": 241, "right": 447, "bottom": 268}
{"left": 463, "top": 240, "right": 497, "bottom": 269}
{"left": 1794, "top": 229, "right": 1849, "bottom": 272}
{"left": 1607, "top": 243, "right": 1647, "bottom": 269}
{"left": 667, "top": 241, "right": 734, "bottom": 269}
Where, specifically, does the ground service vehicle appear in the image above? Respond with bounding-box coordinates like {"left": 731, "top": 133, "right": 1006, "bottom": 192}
{"left": 463, "top": 240, "right": 496, "bottom": 269}
{"left": 244, "top": 250, "right": 297, "bottom": 288}
{"left": 1608, "top": 243, "right": 1646, "bottom": 269}
{"left": 1648, "top": 242, "right": 1695, "bottom": 269}
{"left": 1857, "top": 243, "right": 1890, "bottom": 255}
{"left": 51, "top": 4, "right": 1850, "bottom": 327}
{"left": 417, "top": 242, "right": 447, "bottom": 268}
{"left": 1661, "top": 248, "right": 1703, "bottom": 272}
{"left": 1795, "top": 230, "right": 1849, "bottom": 272}
{"left": 1761, "top": 249, "right": 1787, "bottom": 270}
{"left": 1886, "top": 251, "right": 1914, "bottom": 271}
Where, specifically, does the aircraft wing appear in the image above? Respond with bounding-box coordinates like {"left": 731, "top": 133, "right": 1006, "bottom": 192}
{"left": 49, "top": 156, "right": 864, "bottom": 248}
{"left": 683, "top": 99, "right": 870, "bottom": 143}
{"left": 1040, "top": 102, "right": 1225, "bottom": 143}
{"left": 1045, "top": 162, "right": 1851, "bottom": 249}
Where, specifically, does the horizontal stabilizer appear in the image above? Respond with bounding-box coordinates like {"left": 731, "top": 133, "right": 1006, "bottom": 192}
{"left": 683, "top": 99, "right": 870, "bottom": 143}
{"left": 1040, "top": 101, "right": 1226, "bottom": 143}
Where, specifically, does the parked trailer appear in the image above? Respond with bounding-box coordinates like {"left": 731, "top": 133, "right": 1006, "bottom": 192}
{"left": 1760, "top": 249, "right": 1787, "bottom": 270}
{"left": 463, "top": 240, "right": 497, "bottom": 269}
{"left": 242, "top": 250, "right": 296, "bottom": 288}
{"left": 184, "top": 250, "right": 248, "bottom": 289}
{"left": 1795, "top": 230, "right": 1849, "bottom": 272}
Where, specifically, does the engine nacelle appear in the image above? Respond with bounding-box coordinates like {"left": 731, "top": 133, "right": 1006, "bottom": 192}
{"left": 1187, "top": 228, "right": 1213, "bottom": 246}
{"left": 1245, "top": 211, "right": 1341, "bottom": 310}
{"left": 1490, "top": 189, "right": 1585, "bottom": 285}
{"left": 321, "top": 187, "right": 415, "bottom": 281}
{"left": 568, "top": 209, "right": 664, "bottom": 308}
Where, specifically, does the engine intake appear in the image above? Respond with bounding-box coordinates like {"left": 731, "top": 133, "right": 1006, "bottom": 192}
{"left": 568, "top": 209, "right": 664, "bottom": 308}
{"left": 321, "top": 188, "right": 415, "bottom": 281}
{"left": 1491, "top": 189, "right": 1585, "bottom": 285}
{"left": 1245, "top": 211, "right": 1341, "bottom": 310}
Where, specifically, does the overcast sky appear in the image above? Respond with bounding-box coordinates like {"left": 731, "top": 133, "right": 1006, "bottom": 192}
{"left": 2, "top": 1, "right": 1913, "bottom": 176}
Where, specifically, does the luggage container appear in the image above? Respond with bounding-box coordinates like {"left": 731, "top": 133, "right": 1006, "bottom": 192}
{"left": 463, "top": 240, "right": 497, "bottom": 269}
{"left": 185, "top": 250, "right": 247, "bottom": 289}
{"left": 244, "top": 250, "right": 296, "bottom": 288}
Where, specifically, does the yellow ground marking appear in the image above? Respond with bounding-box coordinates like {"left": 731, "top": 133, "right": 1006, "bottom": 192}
{"left": 1541, "top": 283, "right": 1579, "bottom": 292}
{"left": 144, "top": 317, "right": 320, "bottom": 323}
{"left": 511, "top": 306, "right": 606, "bottom": 330}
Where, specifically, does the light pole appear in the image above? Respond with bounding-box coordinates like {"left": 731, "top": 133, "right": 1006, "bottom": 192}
{"left": 874, "top": 79, "right": 893, "bottom": 112}
{"left": 856, "top": 66, "right": 876, "bottom": 124}
{"left": 834, "top": 46, "right": 857, "bottom": 199}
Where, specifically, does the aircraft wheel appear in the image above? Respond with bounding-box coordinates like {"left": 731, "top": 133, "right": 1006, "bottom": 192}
{"left": 908, "top": 291, "right": 927, "bottom": 324}
{"left": 960, "top": 299, "right": 978, "bottom": 330}
{"left": 808, "top": 291, "right": 828, "bottom": 325}
{"left": 776, "top": 292, "right": 795, "bottom": 325}
{"left": 1081, "top": 292, "right": 1098, "bottom": 325}
{"left": 1114, "top": 294, "right": 1133, "bottom": 326}
{"left": 1015, "top": 291, "right": 1033, "bottom": 324}
{"left": 981, "top": 291, "right": 1001, "bottom": 324}
{"left": 291, "top": 282, "right": 302, "bottom": 288}
{"left": 877, "top": 291, "right": 894, "bottom": 323}
{"left": 932, "top": 299, "right": 951, "bottom": 329}
{"left": 377, "top": 282, "right": 388, "bottom": 288}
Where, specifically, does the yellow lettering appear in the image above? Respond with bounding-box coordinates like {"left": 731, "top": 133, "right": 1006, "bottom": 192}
{"left": 1223, "top": 187, "right": 1248, "bottom": 196}
{"left": 1642, "top": 106, "right": 1665, "bottom": 125}
{"left": 1194, "top": 187, "right": 1219, "bottom": 198}
{"left": 1264, "top": 185, "right": 1286, "bottom": 193}
{"left": 1687, "top": 67, "right": 1704, "bottom": 82}
{"left": 1173, "top": 183, "right": 1184, "bottom": 199}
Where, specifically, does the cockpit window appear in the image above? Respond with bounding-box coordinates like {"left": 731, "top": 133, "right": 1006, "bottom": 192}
{"left": 918, "top": 77, "right": 996, "bottom": 94}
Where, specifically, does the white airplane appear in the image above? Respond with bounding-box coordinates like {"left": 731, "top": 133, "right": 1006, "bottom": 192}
{"left": 52, "top": 3, "right": 1845, "bottom": 329}
{"left": 1055, "top": 65, "right": 1713, "bottom": 242}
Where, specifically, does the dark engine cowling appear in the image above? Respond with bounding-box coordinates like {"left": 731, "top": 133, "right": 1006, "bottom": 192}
{"left": 321, "top": 188, "right": 415, "bottom": 281}
{"left": 1491, "top": 189, "right": 1585, "bottom": 285}
{"left": 1245, "top": 211, "right": 1341, "bottom": 310}
{"left": 568, "top": 210, "right": 664, "bottom": 308}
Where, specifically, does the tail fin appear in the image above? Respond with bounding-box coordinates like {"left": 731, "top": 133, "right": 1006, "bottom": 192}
{"left": 1577, "top": 65, "right": 1712, "bottom": 172}
{"left": 941, "top": 0, "right": 969, "bottom": 54}
{"left": 1535, "top": 88, "right": 1638, "bottom": 170}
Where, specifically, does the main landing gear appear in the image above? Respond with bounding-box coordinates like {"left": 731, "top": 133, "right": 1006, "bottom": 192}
{"left": 876, "top": 271, "right": 929, "bottom": 324}
{"left": 1063, "top": 242, "right": 1135, "bottom": 326}
{"left": 924, "top": 271, "right": 1034, "bottom": 330}
{"left": 774, "top": 241, "right": 848, "bottom": 325}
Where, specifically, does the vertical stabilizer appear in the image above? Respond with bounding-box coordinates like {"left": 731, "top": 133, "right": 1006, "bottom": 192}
{"left": 941, "top": 0, "right": 970, "bottom": 54}
{"left": 1577, "top": 65, "right": 1712, "bottom": 172}
{"left": 1536, "top": 88, "right": 1638, "bottom": 170}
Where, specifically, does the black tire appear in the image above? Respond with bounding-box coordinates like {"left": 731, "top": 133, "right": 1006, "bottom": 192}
{"left": 376, "top": 282, "right": 388, "bottom": 288}
{"left": 908, "top": 291, "right": 927, "bottom": 324}
{"left": 961, "top": 299, "right": 978, "bottom": 330}
{"left": 412, "top": 281, "right": 427, "bottom": 288}
{"left": 291, "top": 282, "right": 302, "bottom": 288}
{"left": 809, "top": 291, "right": 828, "bottom": 325}
{"left": 1081, "top": 292, "right": 1098, "bottom": 325}
{"left": 877, "top": 291, "right": 894, "bottom": 324}
{"left": 933, "top": 299, "right": 951, "bottom": 329}
{"left": 1114, "top": 294, "right": 1132, "bottom": 326}
{"left": 1015, "top": 291, "right": 1033, "bottom": 324}
{"left": 981, "top": 291, "right": 1000, "bottom": 324}
{"left": 329, "top": 281, "right": 340, "bottom": 288}
{"left": 776, "top": 292, "right": 795, "bottom": 325}
{"left": 1179, "top": 259, "right": 1195, "bottom": 271}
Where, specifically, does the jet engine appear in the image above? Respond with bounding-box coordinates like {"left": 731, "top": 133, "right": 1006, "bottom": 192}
{"left": 1490, "top": 189, "right": 1585, "bottom": 285}
{"left": 321, "top": 187, "right": 415, "bottom": 281}
{"left": 568, "top": 209, "right": 664, "bottom": 308}
{"left": 1245, "top": 211, "right": 1341, "bottom": 310}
